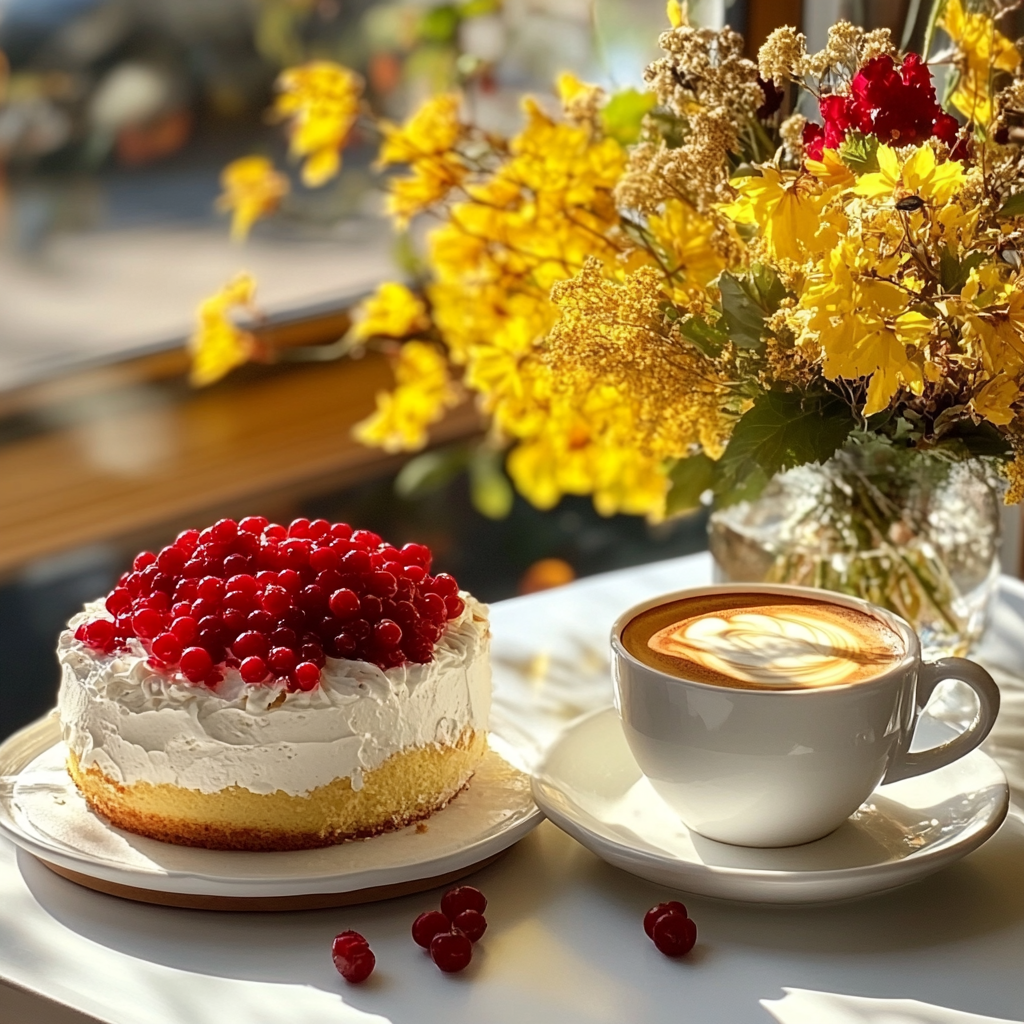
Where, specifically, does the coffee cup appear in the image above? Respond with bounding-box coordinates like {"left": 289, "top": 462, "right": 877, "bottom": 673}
{"left": 610, "top": 584, "right": 1000, "bottom": 847}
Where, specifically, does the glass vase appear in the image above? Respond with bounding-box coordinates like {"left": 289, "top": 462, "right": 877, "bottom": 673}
{"left": 708, "top": 445, "right": 1004, "bottom": 658}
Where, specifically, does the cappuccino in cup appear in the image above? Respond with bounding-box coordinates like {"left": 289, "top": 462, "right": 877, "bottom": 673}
{"left": 621, "top": 593, "right": 906, "bottom": 690}
{"left": 612, "top": 585, "right": 999, "bottom": 847}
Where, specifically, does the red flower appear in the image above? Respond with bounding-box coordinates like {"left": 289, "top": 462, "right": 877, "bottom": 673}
{"left": 803, "top": 53, "right": 961, "bottom": 160}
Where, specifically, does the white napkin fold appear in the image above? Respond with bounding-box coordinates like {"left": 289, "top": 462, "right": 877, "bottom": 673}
{"left": 762, "top": 988, "right": 1023, "bottom": 1024}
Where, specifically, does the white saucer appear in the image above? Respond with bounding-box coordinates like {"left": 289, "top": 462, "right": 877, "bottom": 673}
{"left": 531, "top": 707, "right": 1009, "bottom": 904}
{"left": 0, "top": 713, "right": 541, "bottom": 908}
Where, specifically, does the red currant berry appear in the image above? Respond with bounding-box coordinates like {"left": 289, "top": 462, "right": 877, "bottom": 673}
{"left": 74, "top": 623, "right": 88, "bottom": 642}
{"left": 420, "top": 593, "right": 446, "bottom": 622}
{"left": 401, "top": 542, "right": 431, "bottom": 567}
{"left": 133, "top": 551, "right": 157, "bottom": 572}
{"left": 331, "top": 932, "right": 375, "bottom": 984}
{"left": 444, "top": 596, "right": 465, "bottom": 619}
{"left": 341, "top": 550, "right": 371, "bottom": 574}
{"left": 330, "top": 522, "right": 353, "bottom": 540}
{"left": 431, "top": 573, "right": 459, "bottom": 598}
{"left": 643, "top": 901, "right": 688, "bottom": 939}
{"left": 233, "top": 631, "right": 269, "bottom": 660}
{"left": 429, "top": 929, "right": 472, "bottom": 973}
{"left": 85, "top": 619, "right": 116, "bottom": 649}
{"left": 332, "top": 632, "right": 358, "bottom": 658}
{"left": 268, "top": 646, "right": 297, "bottom": 675}
{"left": 262, "top": 586, "right": 291, "bottom": 616}
{"left": 180, "top": 646, "right": 213, "bottom": 683}
{"left": 412, "top": 910, "right": 451, "bottom": 948}
{"left": 240, "top": 656, "right": 268, "bottom": 683}
{"left": 240, "top": 516, "right": 268, "bottom": 535}
{"left": 329, "top": 588, "right": 360, "bottom": 619}
{"left": 288, "top": 518, "right": 310, "bottom": 538}
{"left": 374, "top": 619, "right": 402, "bottom": 648}
{"left": 175, "top": 529, "right": 200, "bottom": 553}
{"left": 308, "top": 518, "right": 330, "bottom": 540}
{"left": 651, "top": 912, "right": 697, "bottom": 958}
{"left": 298, "top": 584, "right": 326, "bottom": 611}
{"left": 211, "top": 518, "right": 238, "bottom": 543}
{"left": 452, "top": 909, "right": 487, "bottom": 943}
{"left": 170, "top": 616, "right": 199, "bottom": 644}
{"left": 264, "top": 523, "right": 287, "bottom": 540}
{"left": 440, "top": 885, "right": 487, "bottom": 919}
{"left": 222, "top": 554, "right": 250, "bottom": 577}
{"left": 294, "top": 661, "right": 320, "bottom": 690}
{"left": 277, "top": 569, "right": 301, "bottom": 593}
{"left": 370, "top": 571, "right": 397, "bottom": 597}
{"left": 105, "top": 588, "right": 132, "bottom": 616}
{"left": 156, "top": 546, "right": 186, "bottom": 575}
{"left": 309, "top": 546, "right": 339, "bottom": 573}
{"left": 132, "top": 607, "right": 164, "bottom": 639}
{"left": 300, "top": 642, "right": 325, "bottom": 667}
{"left": 152, "top": 632, "right": 183, "bottom": 663}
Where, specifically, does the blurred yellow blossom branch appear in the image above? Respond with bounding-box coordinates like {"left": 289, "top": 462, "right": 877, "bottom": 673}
{"left": 188, "top": 274, "right": 261, "bottom": 387}
{"left": 216, "top": 156, "right": 290, "bottom": 240}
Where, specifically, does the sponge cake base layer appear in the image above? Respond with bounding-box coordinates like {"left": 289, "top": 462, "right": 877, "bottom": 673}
{"left": 67, "top": 730, "right": 487, "bottom": 851}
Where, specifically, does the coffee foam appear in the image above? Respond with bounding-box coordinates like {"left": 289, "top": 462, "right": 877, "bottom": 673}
{"left": 622, "top": 594, "right": 906, "bottom": 690}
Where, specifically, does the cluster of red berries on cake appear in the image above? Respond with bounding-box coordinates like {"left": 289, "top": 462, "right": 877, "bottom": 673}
{"left": 75, "top": 516, "right": 465, "bottom": 691}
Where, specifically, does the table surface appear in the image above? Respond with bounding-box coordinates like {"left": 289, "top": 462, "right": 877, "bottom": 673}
{"left": 3, "top": 552, "right": 1024, "bottom": 1024}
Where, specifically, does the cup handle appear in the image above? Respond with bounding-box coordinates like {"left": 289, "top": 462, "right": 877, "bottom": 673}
{"left": 882, "top": 658, "right": 1000, "bottom": 785}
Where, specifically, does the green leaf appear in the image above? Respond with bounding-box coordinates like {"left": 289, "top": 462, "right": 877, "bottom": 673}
{"left": 469, "top": 447, "right": 514, "bottom": 519}
{"left": 839, "top": 132, "right": 880, "bottom": 175}
{"left": 998, "top": 192, "right": 1024, "bottom": 218}
{"left": 665, "top": 452, "right": 717, "bottom": 516}
{"left": 715, "top": 389, "right": 857, "bottom": 503}
{"left": 600, "top": 88, "right": 656, "bottom": 146}
{"left": 940, "top": 421, "right": 1013, "bottom": 459}
{"left": 418, "top": 4, "right": 461, "bottom": 42}
{"left": 938, "top": 247, "right": 986, "bottom": 293}
{"left": 679, "top": 314, "right": 729, "bottom": 356}
{"left": 715, "top": 264, "right": 787, "bottom": 349}
{"left": 394, "top": 446, "right": 470, "bottom": 499}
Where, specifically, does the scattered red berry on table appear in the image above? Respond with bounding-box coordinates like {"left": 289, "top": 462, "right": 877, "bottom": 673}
{"left": 412, "top": 910, "right": 451, "bottom": 949}
{"left": 332, "top": 930, "right": 375, "bottom": 984}
{"left": 440, "top": 885, "right": 487, "bottom": 919}
{"left": 452, "top": 909, "right": 487, "bottom": 943}
{"left": 73, "top": 519, "right": 464, "bottom": 691}
{"left": 643, "top": 901, "right": 688, "bottom": 939}
{"left": 645, "top": 901, "right": 696, "bottom": 958}
{"left": 430, "top": 929, "right": 473, "bottom": 973}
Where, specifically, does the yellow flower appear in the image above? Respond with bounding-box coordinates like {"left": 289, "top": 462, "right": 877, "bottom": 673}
{"left": 189, "top": 274, "right": 258, "bottom": 387}
{"left": 216, "top": 156, "right": 289, "bottom": 240}
{"left": 272, "top": 62, "right": 362, "bottom": 187}
{"left": 721, "top": 167, "right": 824, "bottom": 262}
{"left": 378, "top": 94, "right": 464, "bottom": 165}
{"left": 666, "top": 0, "right": 687, "bottom": 28}
{"left": 805, "top": 148, "right": 855, "bottom": 189}
{"left": 351, "top": 282, "right": 429, "bottom": 341}
{"left": 354, "top": 342, "right": 460, "bottom": 452}
{"left": 973, "top": 373, "right": 1018, "bottom": 425}
{"left": 940, "top": 0, "right": 1019, "bottom": 124}
{"left": 648, "top": 198, "right": 727, "bottom": 290}
{"left": 801, "top": 246, "right": 930, "bottom": 414}
{"left": 378, "top": 95, "right": 467, "bottom": 225}
{"left": 852, "top": 144, "right": 967, "bottom": 205}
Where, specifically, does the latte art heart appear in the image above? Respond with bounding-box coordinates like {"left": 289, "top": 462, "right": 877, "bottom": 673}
{"left": 650, "top": 611, "right": 876, "bottom": 687}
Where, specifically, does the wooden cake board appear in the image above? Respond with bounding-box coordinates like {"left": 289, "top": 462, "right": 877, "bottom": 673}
{"left": 36, "top": 851, "right": 505, "bottom": 912}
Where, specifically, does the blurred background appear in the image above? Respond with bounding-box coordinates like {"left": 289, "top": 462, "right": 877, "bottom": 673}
{"left": 2, "top": 0, "right": 1017, "bottom": 739}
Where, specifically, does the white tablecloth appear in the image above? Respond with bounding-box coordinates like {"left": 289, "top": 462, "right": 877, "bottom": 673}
{"left": 2, "top": 552, "right": 1024, "bottom": 1024}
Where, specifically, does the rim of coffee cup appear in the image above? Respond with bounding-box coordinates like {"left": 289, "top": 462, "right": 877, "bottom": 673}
{"left": 611, "top": 583, "right": 920, "bottom": 695}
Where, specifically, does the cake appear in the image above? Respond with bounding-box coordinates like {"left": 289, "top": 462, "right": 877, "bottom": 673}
{"left": 57, "top": 517, "right": 491, "bottom": 851}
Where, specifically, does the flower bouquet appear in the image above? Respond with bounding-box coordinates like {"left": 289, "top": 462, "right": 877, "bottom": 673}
{"left": 195, "top": 0, "right": 1024, "bottom": 653}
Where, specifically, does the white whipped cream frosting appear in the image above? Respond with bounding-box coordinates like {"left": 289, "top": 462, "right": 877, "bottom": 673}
{"left": 57, "top": 594, "right": 491, "bottom": 797}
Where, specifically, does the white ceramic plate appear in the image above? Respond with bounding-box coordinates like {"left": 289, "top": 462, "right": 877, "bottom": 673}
{"left": 531, "top": 707, "right": 1009, "bottom": 904}
{"left": 0, "top": 713, "right": 541, "bottom": 900}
